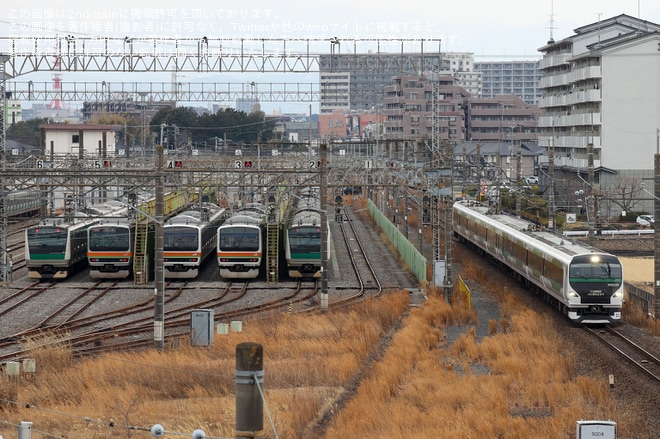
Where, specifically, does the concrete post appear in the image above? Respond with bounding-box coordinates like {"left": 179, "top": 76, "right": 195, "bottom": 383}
{"left": 235, "top": 342, "right": 264, "bottom": 439}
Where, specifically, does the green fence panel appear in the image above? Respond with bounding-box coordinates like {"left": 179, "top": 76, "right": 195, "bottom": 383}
{"left": 367, "top": 200, "right": 427, "bottom": 283}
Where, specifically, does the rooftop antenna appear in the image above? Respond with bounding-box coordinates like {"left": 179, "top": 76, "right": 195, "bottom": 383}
{"left": 546, "top": 0, "right": 556, "bottom": 44}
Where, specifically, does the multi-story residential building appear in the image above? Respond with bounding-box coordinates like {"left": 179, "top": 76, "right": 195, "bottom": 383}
{"left": 382, "top": 74, "right": 540, "bottom": 144}
{"left": 383, "top": 74, "right": 468, "bottom": 142}
{"left": 318, "top": 52, "right": 479, "bottom": 114}
{"left": 468, "top": 95, "right": 541, "bottom": 143}
{"left": 538, "top": 14, "right": 660, "bottom": 170}
{"left": 474, "top": 61, "right": 543, "bottom": 105}
{"left": 537, "top": 14, "right": 660, "bottom": 216}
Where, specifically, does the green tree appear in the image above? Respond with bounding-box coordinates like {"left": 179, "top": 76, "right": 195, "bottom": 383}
{"left": 150, "top": 107, "right": 275, "bottom": 146}
{"left": 6, "top": 117, "right": 51, "bottom": 146}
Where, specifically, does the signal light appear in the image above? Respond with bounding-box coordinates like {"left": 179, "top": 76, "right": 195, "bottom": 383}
{"left": 422, "top": 208, "right": 431, "bottom": 224}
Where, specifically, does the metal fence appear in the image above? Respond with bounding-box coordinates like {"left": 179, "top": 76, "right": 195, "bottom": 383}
{"left": 625, "top": 282, "right": 655, "bottom": 316}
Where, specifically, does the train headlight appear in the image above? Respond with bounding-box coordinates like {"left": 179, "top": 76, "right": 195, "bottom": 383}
{"left": 568, "top": 291, "right": 579, "bottom": 298}
{"left": 612, "top": 291, "right": 624, "bottom": 300}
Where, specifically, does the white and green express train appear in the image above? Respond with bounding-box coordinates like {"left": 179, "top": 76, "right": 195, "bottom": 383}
{"left": 452, "top": 201, "right": 623, "bottom": 324}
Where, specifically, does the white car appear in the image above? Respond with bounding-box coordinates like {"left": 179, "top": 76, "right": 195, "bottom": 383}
{"left": 525, "top": 176, "right": 539, "bottom": 185}
{"left": 636, "top": 215, "right": 654, "bottom": 227}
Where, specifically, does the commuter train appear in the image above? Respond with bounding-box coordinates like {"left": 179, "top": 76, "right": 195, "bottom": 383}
{"left": 86, "top": 190, "right": 208, "bottom": 279}
{"left": 87, "top": 217, "right": 150, "bottom": 279}
{"left": 452, "top": 201, "right": 624, "bottom": 324}
{"left": 284, "top": 191, "right": 326, "bottom": 279}
{"left": 163, "top": 203, "right": 226, "bottom": 279}
{"left": 216, "top": 203, "right": 267, "bottom": 279}
{"left": 25, "top": 215, "right": 98, "bottom": 280}
{"left": 86, "top": 202, "right": 136, "bottom": 279}
{"left": 4, "top": 188, "right": 41, "bottom": 218}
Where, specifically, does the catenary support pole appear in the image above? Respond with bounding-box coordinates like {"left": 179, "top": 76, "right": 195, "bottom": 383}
{"left": 154, "top": 145, "right": 165, "bottom": 349}
{"left": 654, "top": 155, "right": 660, "bottom": 319}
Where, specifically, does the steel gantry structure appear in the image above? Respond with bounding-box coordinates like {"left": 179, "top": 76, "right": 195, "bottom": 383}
{"left": 0, "top": 36, "right": 442, "bottom": 284}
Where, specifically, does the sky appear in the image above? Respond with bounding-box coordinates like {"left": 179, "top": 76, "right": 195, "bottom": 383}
{"left": 2, "top": 0, "right": 660, "bottom": 113}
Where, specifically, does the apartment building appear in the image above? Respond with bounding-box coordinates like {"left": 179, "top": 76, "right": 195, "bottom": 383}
{"left": 318, "top": 52, "right": 479, "bottom": 114}
{"left": 382, "top": 74, "right": 540, "bottom": 144}
{"left": 474, "top": 61, "right": 543, "bottom": 105}
{"left": 468, "top": 95, "right": 541, "bottom": 143}
{"left": 538, "top": 14, "right": 660, "bottom": 171}
{"left": 383, "top": 74, "right": 468, "bottom": 142}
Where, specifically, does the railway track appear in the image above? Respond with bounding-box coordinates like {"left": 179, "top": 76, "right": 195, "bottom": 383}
{"left": 584, "top": 326, "right": 660, "bottom": 384}
{"left": 0, "top": 279, "right": 320, "bottom": 361}
{"left": 0, "top": 282, "right": 56, "bottom": 326}
{"left": 73, "top": 280, "right": 318, "bottom": 356}
{"left": 0, "top": 281, "right": 117, "bottom": 345}
{"left": 329, "top": 205, "right": 383, "bottom": 308}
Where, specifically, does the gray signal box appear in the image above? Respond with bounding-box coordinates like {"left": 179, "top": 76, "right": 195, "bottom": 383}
{"left": 191, "top": 309, "right": 214, "bottom": 347}
{"left": 576, "top": 420, "right": 616, "bottom": 439}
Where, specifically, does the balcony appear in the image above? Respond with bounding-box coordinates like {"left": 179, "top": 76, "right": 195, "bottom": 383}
{"left": 539, "top": 52, "right": 571, "bottom": 69}
{"left": 538, "top": 94, "right": 567, "bottom": 108}
{"left": 539, "top": 73, "right": 569, "bottom": 88}
{"left": 567, "top": 65, "right": 601, "bottom": 82}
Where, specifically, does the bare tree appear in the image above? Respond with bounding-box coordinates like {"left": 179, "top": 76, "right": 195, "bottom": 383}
{"left": 604, "top": 176, "right": 643, "bottom": 214}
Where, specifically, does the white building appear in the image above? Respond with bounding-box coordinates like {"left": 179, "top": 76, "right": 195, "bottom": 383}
{"left": 40, "top": 124, "right": 119, "bottom": 157}
{"left": 538, "top": 14, "right": 660, "bottom": 171}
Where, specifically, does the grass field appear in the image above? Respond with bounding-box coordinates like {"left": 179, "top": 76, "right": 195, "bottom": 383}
{"left": 620, "top": 256, "right": 653, "bottom": 283}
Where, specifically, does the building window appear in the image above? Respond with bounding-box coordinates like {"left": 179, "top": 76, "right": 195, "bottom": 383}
{"left": 72, "top": 134, "right": 80, "bottom": 144}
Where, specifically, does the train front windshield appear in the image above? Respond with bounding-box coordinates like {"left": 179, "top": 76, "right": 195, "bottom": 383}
{"left": 89, "top": 226, "right": 130, "bottom": 251}
{"left": 219, "top": 227, "right": 259, "bottom": 251}
{"left": 27, "top": 227, "right": 68, "bottom": 255}
{"left": 569, "top": 255, "right": 622, "bottom": 281}
{"left": 164, "top": 227, "right": 199, "bottom": 251}
{"left": 288, "top": 226, "right": 321, "bottom": 253}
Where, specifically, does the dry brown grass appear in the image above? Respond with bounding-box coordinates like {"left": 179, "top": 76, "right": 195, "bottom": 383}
{"left": 323, "top": 291, "right": 633, "bottom": 439}
{"left": 3, "top": 225, "right": 657, "bottom": 437}
{"left": 617, "top": 257, "right": 660, "bottom": 336}
{"left": 1, "top": 292, "right": 410, "bottom": 439}
{"left": 2, "top": 286, "right": 652, "bottom": 438}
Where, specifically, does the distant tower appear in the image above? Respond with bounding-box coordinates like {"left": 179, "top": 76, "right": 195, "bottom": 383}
{"left": 546, "top": 0, "right": 556, "bottom": 44}
{"left": 47, "top": 38, "right": 67, "bottom": 110}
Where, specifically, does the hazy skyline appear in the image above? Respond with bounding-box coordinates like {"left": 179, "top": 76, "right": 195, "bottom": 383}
{"left": 3, "top": 1, "right": 659, "bottom": 56}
